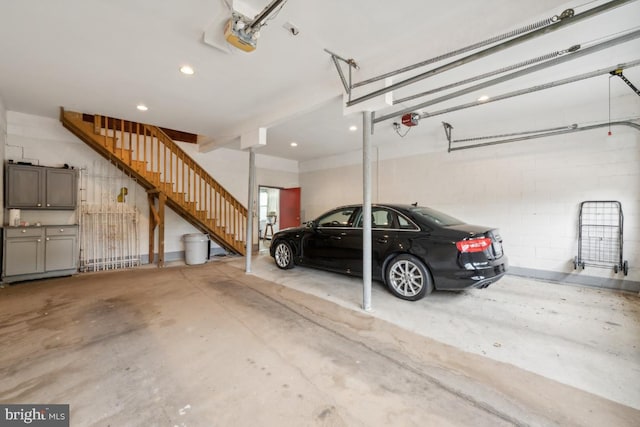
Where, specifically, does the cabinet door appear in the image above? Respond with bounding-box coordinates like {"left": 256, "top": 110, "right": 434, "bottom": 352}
{"left": 45, "top": 236, "right": 77, "bottom": 271}
{"left": 45, "top": 169, "right": 77, "bottom": 209}
{"left": 4, "top": 238, "right": 45, "bottom": 276}
{"left": 5, "top": 165, "right": 44, "bottom": 208}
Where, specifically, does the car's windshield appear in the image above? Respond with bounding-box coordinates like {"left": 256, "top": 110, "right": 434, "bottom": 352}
{"left": 410, "top": 206, "right": 463, "bottom": 226}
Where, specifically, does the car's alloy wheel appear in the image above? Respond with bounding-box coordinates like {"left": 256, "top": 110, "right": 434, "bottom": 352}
{"left": 274, "top": 241, "right": 294, "bottom": 269}
{"left": 386, "top": 255, "right": 432, "bottom": 301}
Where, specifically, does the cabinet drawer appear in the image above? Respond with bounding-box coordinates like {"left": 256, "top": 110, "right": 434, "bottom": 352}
{"left": 46, "top": 226, "right": 78, "bottom": 237}
{"left": 5, "top": 228, "right": 43, "bottom": 238}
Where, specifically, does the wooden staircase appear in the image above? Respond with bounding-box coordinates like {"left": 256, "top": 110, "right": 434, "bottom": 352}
{"left": 61, "top": 108, "right": 247, "bottom": 259}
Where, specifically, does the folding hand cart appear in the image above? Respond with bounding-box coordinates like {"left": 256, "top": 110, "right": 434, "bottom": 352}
{"left": 574, "top": 201, "right": 628, "bottom": 275}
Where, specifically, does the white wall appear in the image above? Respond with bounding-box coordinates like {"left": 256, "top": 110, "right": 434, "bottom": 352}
{"left": 3, "top": 112, "right": 298, "bottom": 260}
{"left": 299, "top": 94, "right": 640, "bottom": 285}
{"left": 179, "top": 142, "right": 299, "bottom": 245}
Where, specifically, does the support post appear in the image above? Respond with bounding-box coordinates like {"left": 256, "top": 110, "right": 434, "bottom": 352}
{"left": 147, "top": 192, "right": 156, "bottom": 264}
{"left": 246, "top": 148, "right": 256, "bottom": 273}
{"left": 362, "top": 111, "right": 373, "bottom": 311}
{"left": 158, "top": 192, "right": 166, "bottom": 267}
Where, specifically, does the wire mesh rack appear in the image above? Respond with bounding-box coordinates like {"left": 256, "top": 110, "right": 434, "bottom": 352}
{"left": 574, "top": 201, "right": 628, "bottom": 275}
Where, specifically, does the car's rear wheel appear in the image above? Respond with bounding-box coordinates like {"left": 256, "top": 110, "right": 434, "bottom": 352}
{"left": 386, "top": 254, "right": 432, "bottom": 301}
{"left": 273, "top": 241, "right": 294, "bottom": 269}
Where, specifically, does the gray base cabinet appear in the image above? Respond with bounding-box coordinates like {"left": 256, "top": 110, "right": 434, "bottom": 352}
{"left": 2, "top": 225, "right": 78, "bottom": 283}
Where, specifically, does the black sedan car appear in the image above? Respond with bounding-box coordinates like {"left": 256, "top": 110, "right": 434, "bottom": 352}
{"left": 269, "top": 204, "right": 508, "bottom": 301}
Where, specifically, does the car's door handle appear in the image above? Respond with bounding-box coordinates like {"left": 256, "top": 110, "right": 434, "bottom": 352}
{"left": 377, "top": 237, "right": 388, "bottom": 243}
{"left": 331, "top": 235, "right": 342, "bottom": 240}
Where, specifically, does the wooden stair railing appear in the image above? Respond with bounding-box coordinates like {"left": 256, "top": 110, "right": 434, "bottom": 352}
{"left": 60, "top": 108, "right": 247, "bottom": 257}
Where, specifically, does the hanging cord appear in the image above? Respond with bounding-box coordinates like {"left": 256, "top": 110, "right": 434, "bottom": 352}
{"left": 392, "top": 123, "right": 413, "bottom": 138}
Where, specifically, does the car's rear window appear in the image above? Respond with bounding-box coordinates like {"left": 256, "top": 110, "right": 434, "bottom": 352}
{"left": 410, "top": 207, "right": 464, "bottom": 226}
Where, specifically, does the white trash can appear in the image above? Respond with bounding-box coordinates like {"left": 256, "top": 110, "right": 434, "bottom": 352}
{"left": 183, "top": 233, "right": 209, "bottom": 265}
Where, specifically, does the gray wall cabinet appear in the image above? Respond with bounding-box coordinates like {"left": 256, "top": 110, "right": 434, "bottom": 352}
{"left": 5, "top": 164, "right": 78, "bottom": 209}
{"left": 2, "top": 225, "right": 78, "bottom": 282}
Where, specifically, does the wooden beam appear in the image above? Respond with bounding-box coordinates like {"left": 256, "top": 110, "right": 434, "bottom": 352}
{"left": 81, "top": 113, "right": 198, "bottom": 143}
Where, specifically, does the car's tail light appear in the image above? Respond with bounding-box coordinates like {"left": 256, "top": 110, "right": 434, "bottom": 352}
{"left": 456, "top": 237, "right": 492, "bottom": 253}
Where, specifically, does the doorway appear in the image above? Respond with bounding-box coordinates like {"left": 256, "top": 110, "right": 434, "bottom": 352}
{"left": 258, "top": 186, "right": 301, "bottom": 251}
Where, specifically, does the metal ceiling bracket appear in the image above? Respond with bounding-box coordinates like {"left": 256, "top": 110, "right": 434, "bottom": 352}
{"left": 325, "top": 49, "right": 359, "bottom": 102}
{"left": 610, "top": 69, "right": 640, "bottom": 96}
{"left": 442, "top": 122, "right": 454, "bottom": 152}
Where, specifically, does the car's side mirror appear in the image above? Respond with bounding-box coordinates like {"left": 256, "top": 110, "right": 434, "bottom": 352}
{"left": 307, "top": 220, "right": 317, "bottom": 229}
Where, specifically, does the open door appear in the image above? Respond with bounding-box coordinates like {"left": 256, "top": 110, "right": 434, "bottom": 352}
{"left": 279, "top": 187, "right": 301, "bottom": 229}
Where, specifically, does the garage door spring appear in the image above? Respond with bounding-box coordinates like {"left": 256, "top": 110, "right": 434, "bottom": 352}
{"left": 394, "top": 45, "right": 580, "bottom": 104}
{"left": 352, "top": 10, "right": 571, "bottom": 89}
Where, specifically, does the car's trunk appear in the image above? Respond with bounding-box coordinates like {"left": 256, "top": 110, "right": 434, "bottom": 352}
{"left": 443, "top": 224, "right": 504, "bottom": 260}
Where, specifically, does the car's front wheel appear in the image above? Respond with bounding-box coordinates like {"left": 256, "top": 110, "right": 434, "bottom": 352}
{"left": 273, "top": 241, "right": 294, "bottom": 269}
{"left": 386, "top": 254, "right": 432, "bottom": 301}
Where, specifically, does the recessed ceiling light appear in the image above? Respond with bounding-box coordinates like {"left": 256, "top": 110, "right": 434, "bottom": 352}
{"left": 349, "top": 125, "right": 358, "bottom": 131}
{"left": 136, "top": 104, "right": 148, "bottom": 111}
{"left": 180, "top": 65, "right": 194, "bottom": 75}
{"left": 290, "top": 142, "right": 298, "bottom": 147}
{"left": 477, "top": 95, "right": 490, "bottom": 102}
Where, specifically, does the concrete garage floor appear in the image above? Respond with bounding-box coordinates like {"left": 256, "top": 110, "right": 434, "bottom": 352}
{"left": 237, "top": 255, "right": 640, "bottom": 410}
{"left": 0, "top": 259, "right": 637, "bottom": 426}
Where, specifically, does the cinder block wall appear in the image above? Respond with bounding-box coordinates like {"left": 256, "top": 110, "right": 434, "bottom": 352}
{"left": 300, "top": 95, "right": 640, "bottom": 286}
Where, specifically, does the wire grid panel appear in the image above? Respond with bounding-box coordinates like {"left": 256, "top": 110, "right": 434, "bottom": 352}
{"left": 80, "top": 205, "right": 140, "bottom": 272}
{"left": 579, "top": 201, "right": 622, "bottom": 265}
{"left": 79, "top": 164, "right": 141, "bottom": 272}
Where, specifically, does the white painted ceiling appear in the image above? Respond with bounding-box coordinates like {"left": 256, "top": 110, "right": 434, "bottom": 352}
{"left": 1, "top": 0, "right": 638, "bottom": 162}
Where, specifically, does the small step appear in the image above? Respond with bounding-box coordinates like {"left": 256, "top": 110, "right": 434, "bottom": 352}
{"left": 130, "top": 160, "right": 148, "bottom": 173}
{"left": 159, "top": 182, "right": 174, "bottom": 193}
{"left": 142, "top": 170, "right": 161, "bottom": 182}
{"left": 181, "top": 200, "right": 197, "bottom": 210}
